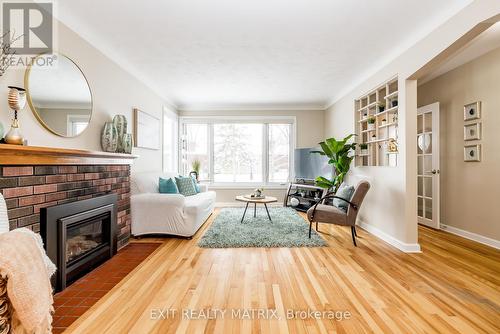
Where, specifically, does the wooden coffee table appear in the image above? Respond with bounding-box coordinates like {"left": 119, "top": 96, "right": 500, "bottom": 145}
{"left": 235, "top": 195, "right": 277, "bottom": 223}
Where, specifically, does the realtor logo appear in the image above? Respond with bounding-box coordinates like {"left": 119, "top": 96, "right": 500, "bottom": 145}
{"left": 2, "top": 1, "right": 53, "bottom": 54}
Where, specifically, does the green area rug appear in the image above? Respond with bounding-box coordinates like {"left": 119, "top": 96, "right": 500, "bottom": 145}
{"left": 198, "top": 207, "right": 327, "bottom": 248}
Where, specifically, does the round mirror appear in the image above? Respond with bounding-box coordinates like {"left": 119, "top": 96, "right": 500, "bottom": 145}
{"left": 25, "top": 54, "right": 92, "bottom": 137}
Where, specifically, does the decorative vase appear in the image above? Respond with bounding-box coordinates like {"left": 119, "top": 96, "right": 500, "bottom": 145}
{"left": 101, "top": 122, "right": 118, "bottom": 152}
{"left": 367, "top": 123, "right": 375, "bottom": 131}
{"left": 392, "top": 100, "right": 398, "bottom": 108}
{"left": 113, "top": 115, "right": 127, "bottom": 152}
{"left": 5, "top": 86, "right": 26, "bottom": 145}
{"left": 361, "top": 149, "right": 368, "bottom": 155}
{"left": 122, "top": 133, "right": 133, "bottom": 154}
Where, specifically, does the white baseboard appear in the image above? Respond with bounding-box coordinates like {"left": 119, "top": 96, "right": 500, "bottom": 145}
{"left": 357, "top": 220, "right": 421, "bottom": 253}
{"left": 440, "top": 224, "right": 500, "bottom": 250}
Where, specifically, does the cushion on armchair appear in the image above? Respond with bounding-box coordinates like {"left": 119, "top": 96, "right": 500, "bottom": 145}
{"left": 332, "top": 184, "right": 355, "bottom": 212}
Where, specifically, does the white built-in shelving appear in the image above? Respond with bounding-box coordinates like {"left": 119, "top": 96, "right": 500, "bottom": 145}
{"left": 355, "top": 77, "right": 399, "bottom": 167}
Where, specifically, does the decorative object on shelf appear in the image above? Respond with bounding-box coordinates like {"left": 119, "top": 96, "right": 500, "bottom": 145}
{"left": 464, "top": 144, "right": 481, "bottom": 162}
{"left": 290, "top": 197, "right": 300, "bottom": 207}
{"left": 464, "top": 122, "right": 481, "bottom": 141}
{"left": 133, "top": 108, "right": 160, "bottom": 150}
{"left": 381, "top": 118, "right": 387, "bottom": 126}
{"left": 378, "top": 102, "right": 385, "bottom": 113}
{"left": 25, "top": 53, "right": 93, "bottom": 137}
{"left": 113, "top": 115, "right": 128, "bottom": 152}
{"left": 253, "top": 187, "right": 264, "bottom": 198}
{"left": 387, "top": 138, "right": 398, "bottom": 153}
{"left": 360, "top": 143, "right": 368, "bottom": 155}
{"left": 121, "top": 133, "right": 133, "bottom": 154}
{"left": 362, "top": 113, "right": 367, "bottom": 119}
{"left": 371, "top": 134, "right": 377, "bottom": 141}
{"left": 391, "top": 113, "right": 398, "bottom": 123}
{"left": 191, "top": 159, "right": 201, "bottom": 182}
{"left": 391, "top": 100, "right": 398, "bottom": 108}
{"left": 310, "top": 134, "right": 356, "bottom": 191}
{"left": 101, "top": 122, "right": 118, "bottom": 152}
{"left": 464, "top": 101, "right": 481, "bottom": 121}
{"left": 5, "top": 86, "right": 27, "bottom": 145}
{"left": 367, "top": 117, "right": 376, "bottom": 131}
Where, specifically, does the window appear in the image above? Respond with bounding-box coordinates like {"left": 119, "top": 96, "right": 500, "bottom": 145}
{"left": 182, "top": 123, "right": 209, "bottom": 180}
{"left": 268, "top": 124, "right": 290, "bottom": 183}
{"left": 213, "top": 123, "right": 263, "bottom": 182}
{"left": 162, "top": 108, "right": 178, "bottom": 172}
{"left": 180, "top": 117, "right": 294, "bottom": 185}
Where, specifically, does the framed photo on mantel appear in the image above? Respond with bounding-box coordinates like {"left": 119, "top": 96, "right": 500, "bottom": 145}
{"left": 133, "top": 108, "right": 160, "bottom": 150}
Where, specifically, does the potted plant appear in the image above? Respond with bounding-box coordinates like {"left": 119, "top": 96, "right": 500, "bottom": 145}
{"left": 360, "top": 143, "right": 368, "bottom": 155}
{"left": 191, "top": 159, "right": 201, "bottom": 182}
{"left": 367, "top": 117, "right": 376, "bottom": 131}
{"left": 310, "top": 134, "right": 356, "bottom": 192}
{"left": 378, "top": 102, "right": 385, "bottom": 113}
{"left": 381, "top": 118, "right": 387, "bottom": 126}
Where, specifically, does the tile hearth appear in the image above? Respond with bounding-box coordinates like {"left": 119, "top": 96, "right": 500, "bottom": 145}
{"left": 52, "top": 242, "right": 160, "bottom": 333}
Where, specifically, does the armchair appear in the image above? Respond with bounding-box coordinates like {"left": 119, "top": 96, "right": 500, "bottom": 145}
{"left": 307, "top": 181, "right": 370, "bottom": 246}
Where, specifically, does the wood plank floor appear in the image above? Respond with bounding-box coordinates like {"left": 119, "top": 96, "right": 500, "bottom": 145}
{"left": 65, "top": 209, "right": 500, "bottom": 333}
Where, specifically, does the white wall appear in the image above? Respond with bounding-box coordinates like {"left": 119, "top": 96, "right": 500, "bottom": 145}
{"left": 0, "top": 20, "right": 174, "bottom": 172}
{"left": 324, "top": 0, "right": 500, "bottom": 251}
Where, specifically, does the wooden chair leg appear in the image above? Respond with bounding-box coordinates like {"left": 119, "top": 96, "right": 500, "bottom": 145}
{"left": 351, "top": 226, "right": 357, "bottom": 246}
{"left": 353, "top": 226, "right": 358, "bottom": 237}
{"left": 315, "top": 222, "right": 318, "bottom": 231}
{"left": 309, "top": 221, "right": 313, "bottom": 238}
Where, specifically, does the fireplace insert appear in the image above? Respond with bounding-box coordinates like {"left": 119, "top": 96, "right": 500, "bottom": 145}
{"left": 41, "top": 194, "right": 117, "bottom": 291}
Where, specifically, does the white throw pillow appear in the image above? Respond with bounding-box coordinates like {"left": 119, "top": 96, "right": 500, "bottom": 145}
{"left": 0, "top": 193, "right": 8, "bottom": 234}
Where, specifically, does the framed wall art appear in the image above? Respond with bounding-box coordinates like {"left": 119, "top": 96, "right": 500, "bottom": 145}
{"left": 464, "top": 122, "right": 481, "bottom": 141}
{"left": 463, "top": 101, "right": 481, "bottom": 121}
{"left": 133, "top": 108, "right": 160, "bottom": 150}
{"left": 464, "top": 144, "right": 481, "bottom": 162}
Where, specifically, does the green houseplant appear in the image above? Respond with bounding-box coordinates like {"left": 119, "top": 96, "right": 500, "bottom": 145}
{"left": 310, "top": 134, "right": 356, "bottom": 192}
{"left": 367, "top": 117, "right": 376, "bottom": 131}
{"left": 191, "top": 159, "right": 201, "bottom": 181}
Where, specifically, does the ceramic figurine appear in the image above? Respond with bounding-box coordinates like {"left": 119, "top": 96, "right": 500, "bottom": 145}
{"left": 101, "top": 122, "right": 118, "bottom": 152}
{"left": 113, "top": 115, "right": 127, "bottom": 152}
{"left": 5, "top": 86, "right": 26, "bottom": 145}
{"left": 122, "top": 133, "right": 133, "bottom": 154}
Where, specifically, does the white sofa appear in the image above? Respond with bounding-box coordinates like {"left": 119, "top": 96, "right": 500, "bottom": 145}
{"left": 130, "top": 172, "right": 216, "bottom": 238}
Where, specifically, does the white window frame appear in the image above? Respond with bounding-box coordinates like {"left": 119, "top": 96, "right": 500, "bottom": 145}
{"left": 179, "top": 116, "right": 296, "bottom": 189}
{"left": 162, "top": 106, "right": 179, "bottom": 173}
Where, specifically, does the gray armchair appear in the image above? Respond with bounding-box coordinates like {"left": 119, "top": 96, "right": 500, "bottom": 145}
{"left": 307, "top": 181, "right": 370, "bottom": 246}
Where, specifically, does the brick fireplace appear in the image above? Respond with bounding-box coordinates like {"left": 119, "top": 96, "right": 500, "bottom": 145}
{"left": 0, "top": 145, "right": 137, "bottom": 249}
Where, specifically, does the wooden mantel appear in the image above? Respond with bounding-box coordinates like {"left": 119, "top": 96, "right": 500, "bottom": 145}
{"left": 0, "top": 144, "right": 139, "bottom": 165}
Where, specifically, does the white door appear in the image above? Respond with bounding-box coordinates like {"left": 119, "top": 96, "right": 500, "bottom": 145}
{"left": 417, "top": 103, "right": 440, "bottom": 229}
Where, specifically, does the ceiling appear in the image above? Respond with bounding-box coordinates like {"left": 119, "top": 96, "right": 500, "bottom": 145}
{"left": 420, "top": 22, "right": 500, "bottom": 84}
{"left": 56, "top": 0, "right": 472, "bottom": 110}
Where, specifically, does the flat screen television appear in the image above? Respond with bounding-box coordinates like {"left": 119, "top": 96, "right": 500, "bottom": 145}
{"left": 294, "top": 147, "right": 332, "bottom": 181}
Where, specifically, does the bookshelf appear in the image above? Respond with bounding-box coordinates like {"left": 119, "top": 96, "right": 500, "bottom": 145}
{"left": 355, "top": 77, "right": 399, "bottom": 167}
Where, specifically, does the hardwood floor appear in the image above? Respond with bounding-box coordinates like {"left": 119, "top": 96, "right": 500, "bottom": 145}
{"left": 65, "top": 210, "right": 500, "bottom": 333}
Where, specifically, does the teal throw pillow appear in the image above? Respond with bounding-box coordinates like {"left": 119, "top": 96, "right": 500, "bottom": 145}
{"left": 176, "top": 176, "right": 197, "bottom": 196}
{"left": 333, "top": 184, "right": 355, "bottom": 212}
{"left": 159, "top": 177, "right": 178, "bottom": 194}
{"left": 191, "top": 175, "right": 200, "bottom": 193}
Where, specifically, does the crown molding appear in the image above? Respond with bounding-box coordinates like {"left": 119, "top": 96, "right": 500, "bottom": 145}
{"left": 177, "top": 103, "right": 327, "bottom": 112}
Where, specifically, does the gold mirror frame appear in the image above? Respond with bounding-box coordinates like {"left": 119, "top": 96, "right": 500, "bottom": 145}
{"left": 24, "top": 53, "right": 94, "bottom": 138}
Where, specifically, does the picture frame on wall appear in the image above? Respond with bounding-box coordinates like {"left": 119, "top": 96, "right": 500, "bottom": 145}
{"left": 464, "top": 122, "right": 481, "bottom": 141}
{"left": 463, "top": 101, "right": 481, "bottom": 121}
{"left": 133, "top": 108, "right": 160, "bottom": 150}
{"left": 464, "top": 144, "right": 481, "bottom": 162}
